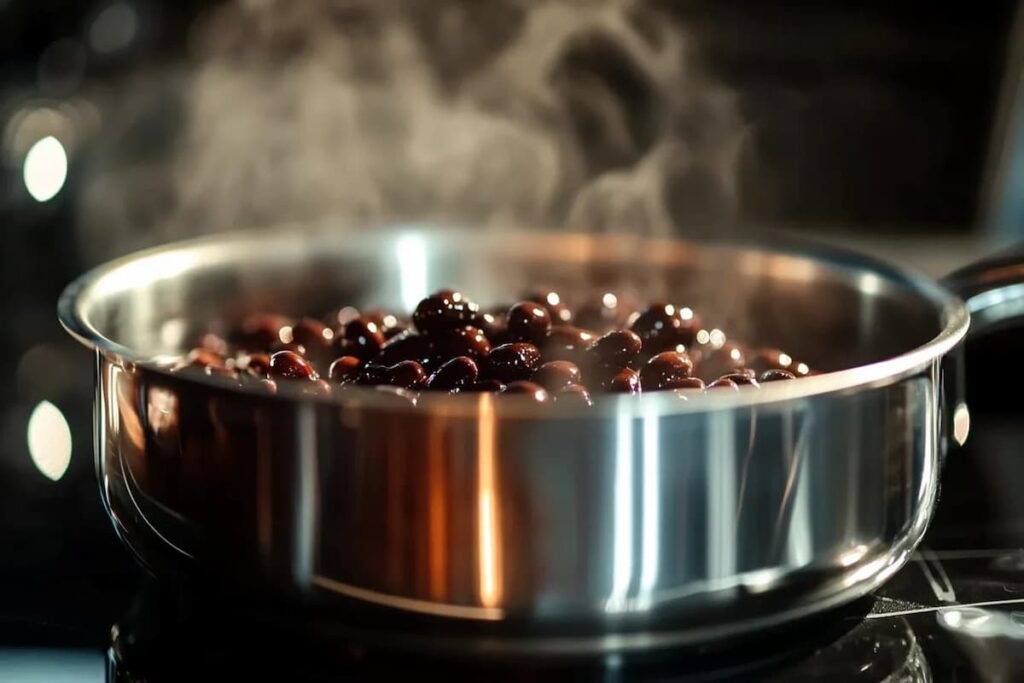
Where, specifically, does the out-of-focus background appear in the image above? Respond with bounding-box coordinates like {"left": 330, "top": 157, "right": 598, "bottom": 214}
{"left": 2, "top": 0, "right": 1024, "bottom": 645}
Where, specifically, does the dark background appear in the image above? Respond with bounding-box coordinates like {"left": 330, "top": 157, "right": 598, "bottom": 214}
{"left": 0, "top": 0, "right": 1019, "bottom": 655}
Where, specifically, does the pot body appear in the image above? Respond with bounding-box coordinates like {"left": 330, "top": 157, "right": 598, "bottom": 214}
{"left": 64, "top": 229, "right": 967, "bottom": 653}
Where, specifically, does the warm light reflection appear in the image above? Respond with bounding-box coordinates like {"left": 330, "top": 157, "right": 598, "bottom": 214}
{"left": 27, "top": 400, "right": 72, "bottom": 481}
{"left": 680, "top": 306, "right": 694, "bottom": 321}
{"left": 427, "top": 421, "right": 447, "bottom": 600}
{"left": 709, "top": 328, "right": 726, "bottom": 348}
{"left": 602, "top": 292, "right": 618, "bottom": 309}
{"left": 477, "top": 393, "right": 501, "bottom": 607}
{"left": 953, "top": 402, "right": 970, "bottom": 446}
{"left": 23, "top": 135, "right": 67, "bottom": 201}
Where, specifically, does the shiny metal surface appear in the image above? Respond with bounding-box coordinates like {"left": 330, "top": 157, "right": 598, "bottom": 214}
{"left": 59, "top": 228, "right": 968, "bottom": 652}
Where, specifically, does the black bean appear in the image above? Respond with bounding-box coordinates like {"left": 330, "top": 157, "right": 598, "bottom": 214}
{"left": 506, "top": 301, "right": 552, "bottom": 344}
{"left": 377, "top": 330, "right": 437, "bottom": 368}
{"left": 292, "top": 317, "right": 334, "bottom": 349}
{"left": 542, "top": 325, "right": 597, "bottom": 363}
{"left": 241, "top": 352, "right": 272, "bottom": 377}
{"left": 302, "top": 379, "right": 334, "bottom": 398}
{"left": 629, "top": 303, "right": 700, "bottom": 352}
{"left": 466, "top": 379, "right": 507, "bottom": 393}
{"left": 269, "top": 350, "right": 318, "bottom": 380}
{"left": 706, "top": 377, "right": 740, "bottom": 391}
{"left": 385, "top": 360, "right": 428, "bottom": 389}
{"left": 556, "top": 384, "right": 593, "bottom": 406}
{"left": 531, "top": 360, "right": 582, "bottom": 391}
{"left": 640, "top": 351, "right": 695, "bottom": 391}
{"left": 426, "top": 356, "right": 479, "bottom": 391}
{"left": 413, "top": 289, "right": 481, "bottom": 333}
{"left": 487, "top": 343, "right": 542, "bottom": 383}
{"left": 328, "top": 356, "right": 363, "bottom": 383}
{"left": 435, "top": 325, "right": 491, "bottom": 362}
{"left": 478, "top": 309, "right": 508, "bottom": 343}
{"left": 356, "top": 364, "right": 389, "bottom": 386}
{"left": 343, "top": 316, "right": 386, "bottom": 359}
{"left": 669, "top": 376, "right": 705, "bottom": 391}
{"left": 603, "top": 367, "right": 640, "bottom": 394}
{"left": 720, "top": 372, "right": 759, "bottom": 387}
{"left": 587, "top": 329, "right": 642, "bottom": 368}
{"left": 502, "top": 381, "right": 550, "bottom": 402}
{"left": 524, "top": 290, "right": 573, "bottom": 324}
{"left": 760, "top": 369, "right": 797, "bottom": 382}
{"left": 749, "top": 348, "right": 795, "bottom": 374}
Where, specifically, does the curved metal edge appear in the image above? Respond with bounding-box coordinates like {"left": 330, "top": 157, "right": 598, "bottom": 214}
{"left": 58, "top": 227, "right": 971, "bottom": 419}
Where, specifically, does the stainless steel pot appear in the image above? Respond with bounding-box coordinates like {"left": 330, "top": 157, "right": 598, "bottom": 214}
{"left": 59, "top": 228, "right": 972, "bottom": 655}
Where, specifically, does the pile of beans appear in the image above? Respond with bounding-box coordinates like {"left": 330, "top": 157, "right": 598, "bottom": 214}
{"left": 177, "top": 289, "right": 812, "bottom": 404}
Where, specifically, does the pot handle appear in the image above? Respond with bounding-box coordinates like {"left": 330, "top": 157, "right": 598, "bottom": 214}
{"left": 943, "top": 244, "right": 1024, "bottom": 334}
{"left": 940, "top": 244, "right": 1024, "bottom": 450}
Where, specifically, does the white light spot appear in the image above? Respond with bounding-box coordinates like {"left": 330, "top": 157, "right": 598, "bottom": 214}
{"left": 709, "top": 329, "right": 726, "bottom": 348}
{"left": 278, "top": 325, "right": 293, "bottom": 344}
{"left": 602, "top": 292, "right": 618, "bottom": 309}
{"left": 396, "top": 233, "right": 428, "bottom": 312}
{"left": 696, "top": 329, "right": 710, "bottom": 345}
{"left": 796, "top": 362, "right": 810, "bottom": 376}
{"left": 382, "top": 314, "right": 398, "bottom": 329}
{"left": 27, "top": 401, "right": 72, "bottom": 482}
{"left": 778, "top": 352, "right": 793, "bottom": 368}
{"left": 557, "top": 308, "right": 572, "bottom": 322}
{"left": 89, "top": 2, "right": 138, "bottom": 54}
{"left": 679, "top": 306, "right": 694, "bottom": 321}
{"left": 546, "top": 292, "right": 560, "bottom": 307}
{"left": 953, "top": 402, "right": 970, "bottom": 446}
{"left": 838, "top": 544, "right": 869, "bottom": 567}
{"left": 23, "top": 136, "right": 67, "bottom": 201}
{"left": 336, "top": 306, "right": 360, "bottom": 326}
{"left": 728, "top": 347, "right": 742, "bottom": 361}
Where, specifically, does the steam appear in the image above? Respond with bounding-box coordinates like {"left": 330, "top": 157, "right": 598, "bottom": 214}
{"left": 78, "top": 0, "right": 746, "bottom": 257}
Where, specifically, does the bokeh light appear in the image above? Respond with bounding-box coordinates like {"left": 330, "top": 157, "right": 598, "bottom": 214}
{"left": 23, "top": 136, "right": 68, "bottom": 202}
{"left": 26, "top": 400, "right": 73, "bottom": 482}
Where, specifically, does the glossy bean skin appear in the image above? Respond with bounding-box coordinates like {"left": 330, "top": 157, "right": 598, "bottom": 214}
{"left": 602, "top": 367, "right": 640, "bottom": 395}
{"left": 556, "top": 384, "right": 593, "bottom": 406}
{"left": 506, "top": 302, "right": 552, "bottom": 345}
{"left": 587, "top": 329, "right": 642, "bottom": 369}
{"left": 502, "top": 381, "right": 550, "bottom": 402}
{"left": 342, "top": 317, "right": 386, "bottom": 359}
{"left": 719, "top": 372, "right": 760, "bottom": 387}
{"left": 524, "top": 290, "right": 573, "bottom": 324}
{"left": 426, "top": 356, "right": 479, "bottom": 391}
{"left": 760, "top": 369, "right": 797, "bottom": 382}
{"left": 385, "top": 360, "right": 428, "bottom": 389}
{"left": 630, "top": 304, "right": 699, "bottom": 352}
{"left": 377, "top": 331, "right": 437, "bottom": 368}
{"left": 328, "top": 356, "right": 363, "bottom": 384}
{"left": 706, "top": 377, "right": 740, "bottom": 391}
{"left": 486, "top": 343, "right": 542, "bottom": 383}
{"left": 640, "top": 351, "right": 695, "bottom": 391}
{"left": 435, "top": 325, "right": 491, "bottom": 362}
{"left": 413, "top": 290, "right": 482, "bottom": 334}
{"left": 531, "top": 361, "right": 582, "bottom": 392}
{"left": 269, "top": 350, "right": 318, "bottom": 380}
